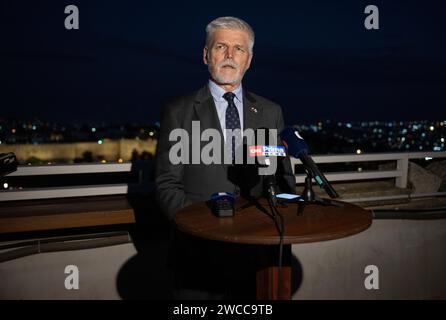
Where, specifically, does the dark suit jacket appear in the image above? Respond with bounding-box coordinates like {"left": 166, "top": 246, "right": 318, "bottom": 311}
{"left": 155, "top": 85, "right": 296, "bottom": 220}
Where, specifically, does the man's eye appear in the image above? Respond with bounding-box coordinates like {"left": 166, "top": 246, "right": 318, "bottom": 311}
{"left": 236, "top": 47, "right": 245, "bottom": 53}
{"left": 216, "top": 45, "right": 225, "bottom": 50}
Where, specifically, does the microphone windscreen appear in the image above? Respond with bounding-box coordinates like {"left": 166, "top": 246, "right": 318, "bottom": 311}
{"left": 279, "top": 127, "right": 309, "bottom": 158}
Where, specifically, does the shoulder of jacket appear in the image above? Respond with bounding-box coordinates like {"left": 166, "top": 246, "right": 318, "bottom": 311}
{"left": 163, "top": 88, "right": 202, "bottom": 114}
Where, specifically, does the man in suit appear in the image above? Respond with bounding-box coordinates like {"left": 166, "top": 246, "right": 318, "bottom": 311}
{"left": 155, "top": 16, "right": 296, "bottom": 298}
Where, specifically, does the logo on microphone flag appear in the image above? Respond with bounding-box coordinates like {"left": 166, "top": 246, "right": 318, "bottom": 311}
{"left": 248, "top": 145, "right": 286, "bottom": 157}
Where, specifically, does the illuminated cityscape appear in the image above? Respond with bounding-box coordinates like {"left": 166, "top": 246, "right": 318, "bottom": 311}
{"left": 1, "top": 118, "right": 444, "bottom": 164}
{"left": 295, "top": 120, "right": 446, "bottom": 154}
{"left": 0, "top": 119, "right": 159, "bottom": 164}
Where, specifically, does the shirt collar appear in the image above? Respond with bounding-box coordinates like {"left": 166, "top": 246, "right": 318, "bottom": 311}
{"left": 208, "top": 79, "right": 243, "bottom": 103}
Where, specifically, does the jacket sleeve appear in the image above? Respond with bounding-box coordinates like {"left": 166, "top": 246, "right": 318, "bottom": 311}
{"left": 155, "top": 104, "right": 191, "bottom": 221}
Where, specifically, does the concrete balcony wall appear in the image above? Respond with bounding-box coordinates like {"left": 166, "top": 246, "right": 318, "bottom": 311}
{"left": 0, "top": 243, "right": 137, "bottom": 299}
{"left": 1, "top": 219, "right": 445, "bottom": 299}
{"left": 293, "top": 219, "right": 446, "bottom": 299}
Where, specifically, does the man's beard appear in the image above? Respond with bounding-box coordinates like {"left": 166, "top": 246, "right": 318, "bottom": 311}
{"left": 209, "top": 59, "right": 246, "bottom": 85}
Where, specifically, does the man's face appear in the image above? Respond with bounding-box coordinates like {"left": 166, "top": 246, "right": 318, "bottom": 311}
{"left": 203, "top": 28, "right": 253, "bottom": 88}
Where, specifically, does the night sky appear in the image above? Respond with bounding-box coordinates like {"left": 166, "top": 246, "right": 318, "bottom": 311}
{"left": 1, "top": 0, "right": 446, "bottom": 126}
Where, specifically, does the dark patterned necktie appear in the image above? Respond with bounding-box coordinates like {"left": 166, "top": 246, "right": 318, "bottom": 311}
{"left": 223, "top": 92, "right": 241, "bottom": 161}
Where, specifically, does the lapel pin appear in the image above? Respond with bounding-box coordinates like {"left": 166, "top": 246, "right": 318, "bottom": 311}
{"left": 250, "top": 106, "right": 258, "bottom": 114}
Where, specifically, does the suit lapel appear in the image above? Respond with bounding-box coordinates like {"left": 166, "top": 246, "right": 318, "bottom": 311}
{"left": 193, "top": 85, "right": 223, "bottom": 135}
{"left": 243, "top": 89, "right": 262, "bottom": 131}
{"left": 193, "top": 85, "right": 228, "bottom": 170}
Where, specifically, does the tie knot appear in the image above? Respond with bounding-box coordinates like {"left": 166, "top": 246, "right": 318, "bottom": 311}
{"left": 223, "top": 92, "right": 236, "bottom": 103}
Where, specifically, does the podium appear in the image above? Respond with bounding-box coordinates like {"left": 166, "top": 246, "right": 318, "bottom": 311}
{"left": 175, "top": 197, "right": 372, "bottom": 299}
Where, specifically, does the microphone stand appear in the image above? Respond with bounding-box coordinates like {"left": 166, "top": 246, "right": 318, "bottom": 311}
{"left": 297, "top": 168, "right": 343, "bottom": 215}
{"left": 237, "top": 194, "right": 271, "bottom": 216}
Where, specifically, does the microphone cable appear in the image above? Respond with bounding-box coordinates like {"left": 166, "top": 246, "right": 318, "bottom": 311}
{"left": 266, "top": 195, "right": 285, "bottom": 298}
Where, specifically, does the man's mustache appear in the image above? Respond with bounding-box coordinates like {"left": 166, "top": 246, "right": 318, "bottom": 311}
{"left": 217, "top": 59, "right": 239, "bottom": 69}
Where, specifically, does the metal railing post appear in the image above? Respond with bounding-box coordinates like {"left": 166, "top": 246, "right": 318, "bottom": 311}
{"left": 396, "top": 155, "right": 409, "bottom": 188}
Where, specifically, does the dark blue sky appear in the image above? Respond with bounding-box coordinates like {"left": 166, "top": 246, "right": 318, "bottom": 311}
{"left": 1, "top": 0, "right": 446, "bottom": 125}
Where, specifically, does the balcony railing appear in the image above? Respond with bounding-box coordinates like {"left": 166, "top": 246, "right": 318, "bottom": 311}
{"left": 0, "top": 161, "right": 153, "bottom": 201}
{"left": 291, "top": 151, "right": 446, "bottom": 187}
{"left": 1, "top": 152, "right": 445, "bottom": 202}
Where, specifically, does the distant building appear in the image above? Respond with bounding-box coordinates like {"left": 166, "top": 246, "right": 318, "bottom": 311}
{"left": 0, "top": 139, "right": 157, "bottom": 164}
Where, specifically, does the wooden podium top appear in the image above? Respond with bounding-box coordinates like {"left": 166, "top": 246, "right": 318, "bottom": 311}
{"left": 175, "top": 197, "right": 372, "bottom": 245}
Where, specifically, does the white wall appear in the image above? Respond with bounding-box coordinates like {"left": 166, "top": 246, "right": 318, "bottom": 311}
{"left": 1, "top": 219, "right": 445, "bottom": 299}
{"left": 293, "top": 219, "right": 446, "bottom": 299}
{"left": 0, "top": 243, "right": 137, "bottom": 299}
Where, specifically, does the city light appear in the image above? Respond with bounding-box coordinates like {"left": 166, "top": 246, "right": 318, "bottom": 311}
{"left": 425, "top": 157, "right": 433, "bottom": 160}
{"left": 3, "top": 183, "right": 8, "bottom": 189}
{"left": 101, "top": 160, "right": 107, "bottom": 163}
{"left": 0, "top": 119, "right": 443, "bottom": 159}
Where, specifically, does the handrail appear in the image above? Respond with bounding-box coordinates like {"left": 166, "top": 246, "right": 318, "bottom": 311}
{"left": 290, "top": 151, "right": 446, "bottom": 188}
{"left": 1, "top": 152, "right": 445, "bottom": 202}
{"left": 291, "top": 151, "right": 446, "bottom": 164}
{"left": 0, "top": 161, "right": 153, "bottom": 201}
{"left": 7, "top": 163, "right": 134, "bottom": 176}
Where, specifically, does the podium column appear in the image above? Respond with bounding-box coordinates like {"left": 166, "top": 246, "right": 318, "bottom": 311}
{"left": 256, "top": 244, "right": 292, "bottom": 300}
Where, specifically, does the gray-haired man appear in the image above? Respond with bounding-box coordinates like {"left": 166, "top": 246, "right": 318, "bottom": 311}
{"left": 155, "top": 16, "right": 295, "bottom": 299}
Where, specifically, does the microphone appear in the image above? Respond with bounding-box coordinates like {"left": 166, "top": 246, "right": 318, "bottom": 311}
{"left": 280, "top": 127, "right": 339, "bottom": 199}
{"left": 247, "top": 144, "right": 283, "bottom": 206}
{"left": 210, "top": 192, "right": 235, "bottom": 217}
{"left": 0, "top": 152, "right": 18, "bottom": 177}
{"left": 264, "top": 174, "right": 279, "bottom": 208}
{"left": 247, "top": 128, "right": 287, "bottom": 207}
